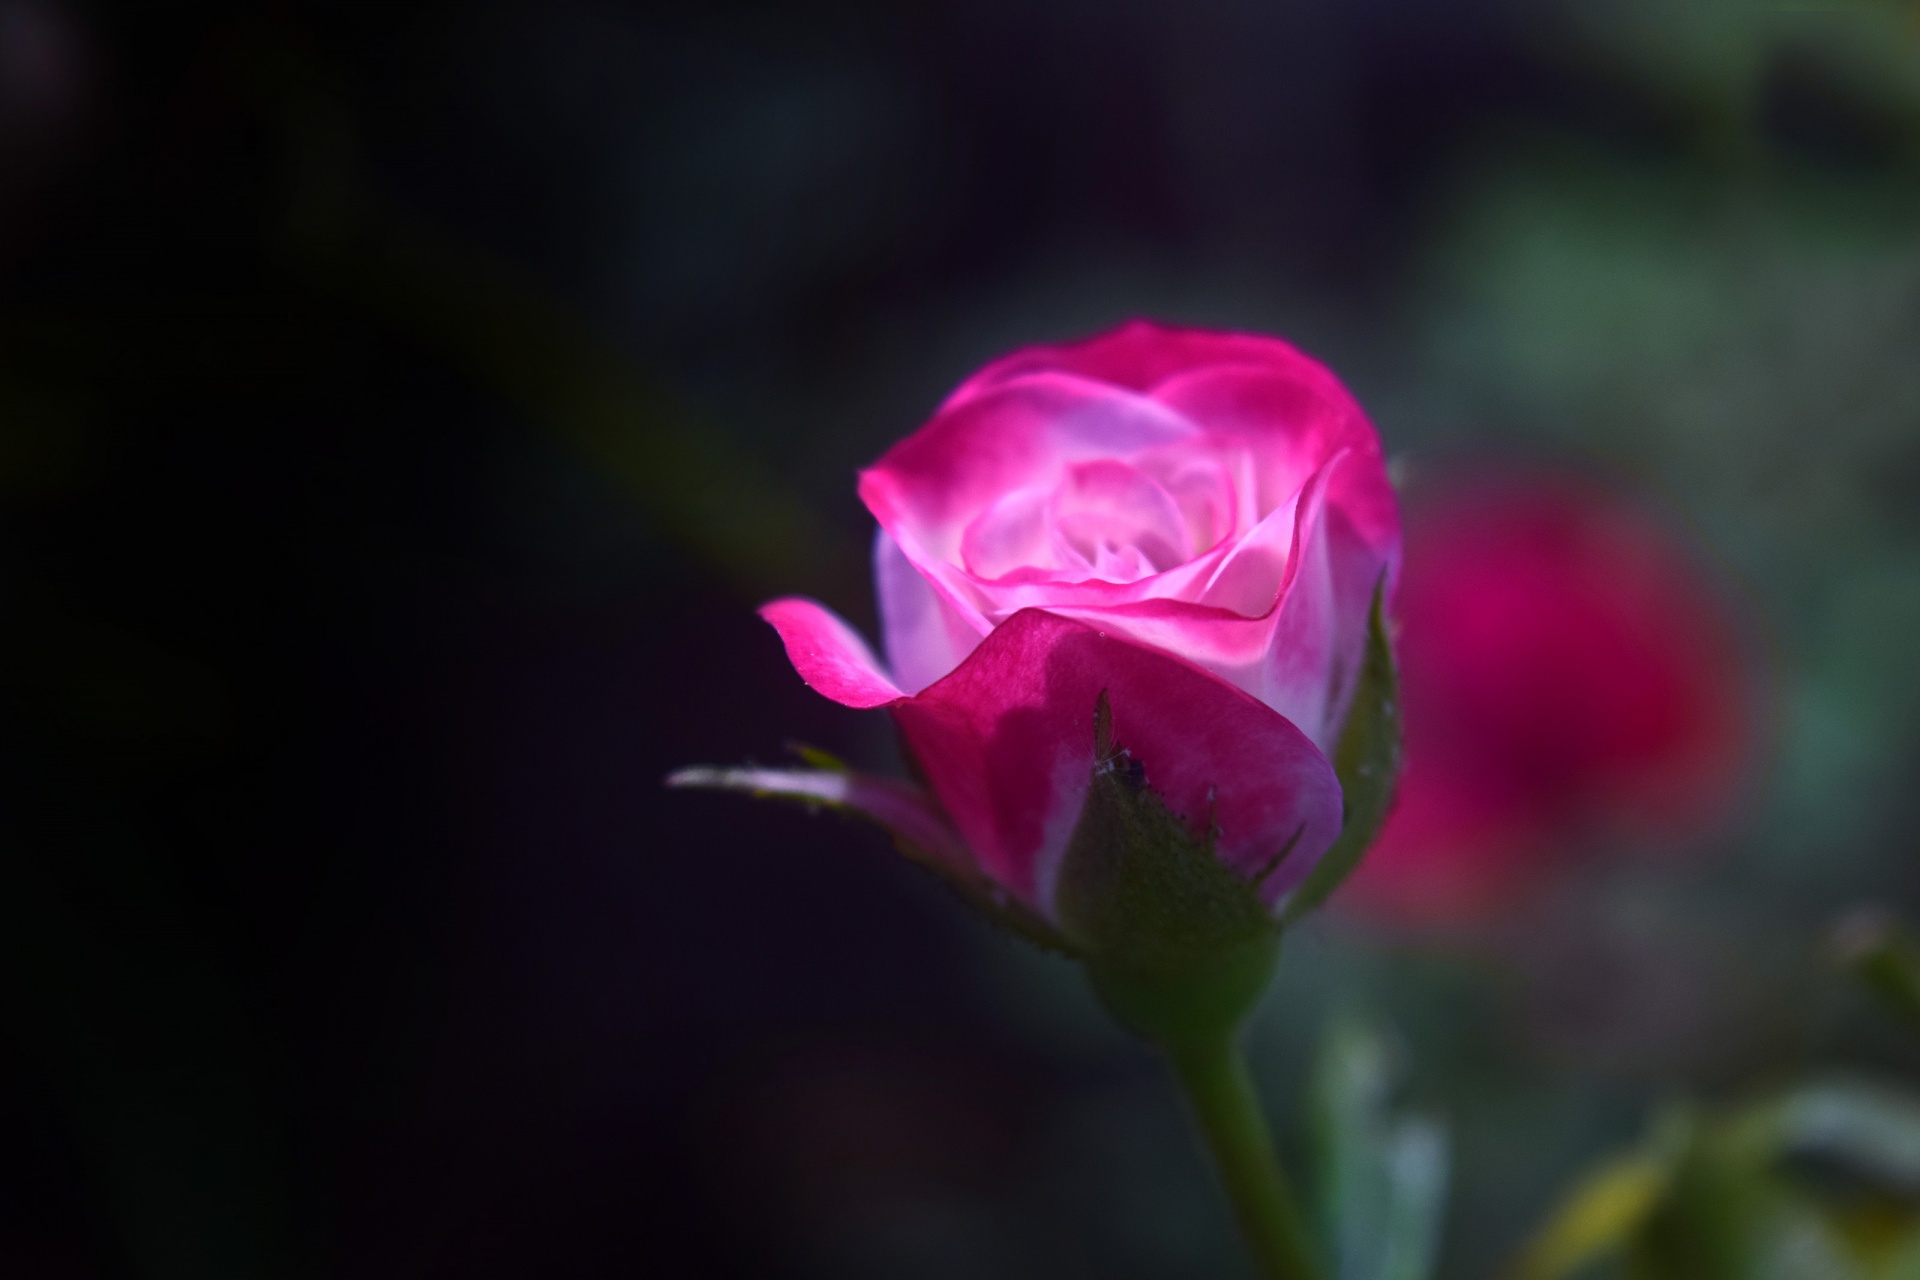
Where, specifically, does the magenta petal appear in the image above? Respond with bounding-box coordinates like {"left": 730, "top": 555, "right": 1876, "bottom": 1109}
{"left": 1008, "top": 456, "right": 1341, "bottom": 750}
{"left": 941, "top": 319, "right": 1329, "bottom": 403}
{"left": 860, "top": 372, "right": 1194, "bottom": 555}
{"left": 760, "top": 597, "right": 905, "bottom": 709}
{"left": 1153, "top": 363, "right": 1399, "bottom": 563}
{"left": 890, "top": 610, "right": 1343, "bottom": 916}
{"left": 1227, "top": 455, "right": 1342, "bottom": 750}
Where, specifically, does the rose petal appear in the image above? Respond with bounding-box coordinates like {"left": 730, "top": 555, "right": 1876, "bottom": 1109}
{"left": 1049, "top": 459, "right": 1190, "bottom": 578}
{"left": 1087, "top": 541, "right": 1154, "bottom": 583}
{"left": 861, "top": 371, "right": 1196, "bottom": 561}
{"left": 960, "top": 486, "right": 1056, "bottom": 579}
{"left": 760, "top": 597, "right": 905, "bottom": 709}
{"left": 890, "top": 609, "right": 1343, "bottom": 916}
{"left": 1134, "top": 443, "right": 1238, "bottom": 555}
{"left": 1317, "top": 503, "right": 1392, "bottom": 742}
{"left": 874, "top": 530, "right": 984, "bottom": 695}
{"left": 1152, "top": 363, "right": 1398, "bottom": 560}
{"left": 1254, "top": 481, "right": 1346, "bottom": 750}
{"left": 911, "top": 520, "right": 1234, "bottom": 626}
{"left": 941, "top": 319, "right": 1328, "bottom": 403}
{"left": 1197, "top": 479, "right": 1307, "bottom": 617}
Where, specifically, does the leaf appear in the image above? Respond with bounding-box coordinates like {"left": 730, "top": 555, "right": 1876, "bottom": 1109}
{"left": 1510, "top": 1109, "right": 1701, "bottom": 1280}
{"left": 666, "top": 762, "right": 1076, "bottom": 955}
{"left": 786, "top": 741, "right": 850, "bottom": 772}
{"left": 1280, "top": 576, "right": 1402, "bottom": 926}
{"left": 1774, "top": 1078, "right": 1920, "bottom": 1195}
{"left": 1379, "top": 1119, "right": 1451, "bottom": 1280}
{"left": 1509, "top": 1152, "right": 1672, "bottom": 1280}
{"left": 1512, "top": 1079, "right": 1920, "bottom": 1280}
{"left": 1570, "top": 1101, "right": 1838, "bottom": 1280}
{"left": 1309, "top": 1017, "right": 1451, "bottom": 1280}
{"left": 1745, "top": 1206, "right": 1867, "bottom": 1280}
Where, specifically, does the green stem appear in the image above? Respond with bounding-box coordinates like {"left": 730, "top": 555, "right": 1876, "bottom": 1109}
{"left": 1168, "top": 1032, "right": 1324, "bottom": 1280}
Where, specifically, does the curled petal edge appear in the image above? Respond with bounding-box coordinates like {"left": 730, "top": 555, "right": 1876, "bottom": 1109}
{"left": 760, "top": 596, "right": 905, "bottom": 708}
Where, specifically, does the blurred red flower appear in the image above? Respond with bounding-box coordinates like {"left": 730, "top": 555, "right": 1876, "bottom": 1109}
{"left": 1341, "top": 467, "right": 1759, "bottom": 924}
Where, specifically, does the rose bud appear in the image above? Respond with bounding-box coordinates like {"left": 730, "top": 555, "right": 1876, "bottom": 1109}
{"left": 1340, "top": 467, "right": 1758, "bottom": 925}
{"left": 673, "top": 320, "right": 1403, "bottom": 1033}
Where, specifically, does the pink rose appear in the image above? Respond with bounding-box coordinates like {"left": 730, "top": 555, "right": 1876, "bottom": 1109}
{"left": 744, "top": 320, "right": 1401, "bottom": 923}
{"left": 1341, "top": 468, "right": 1758, "bottom": 924}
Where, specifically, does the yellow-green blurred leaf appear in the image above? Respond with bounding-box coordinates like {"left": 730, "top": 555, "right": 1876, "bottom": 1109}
{"left": 1511, "top": 1152, "right": 1672, "bottom": 1280}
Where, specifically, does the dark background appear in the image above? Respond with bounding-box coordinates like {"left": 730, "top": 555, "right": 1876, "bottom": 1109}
{"left": 4, "top": 2, "right": 1919, "bottom": 1277}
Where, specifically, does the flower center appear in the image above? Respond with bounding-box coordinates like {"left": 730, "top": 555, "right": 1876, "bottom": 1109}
{"left": 958, "top": 452, "right": 1243, "bottom": 585}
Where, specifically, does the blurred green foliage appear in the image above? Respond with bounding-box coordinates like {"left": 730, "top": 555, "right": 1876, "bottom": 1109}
{"left": 1308, "top": 1020, "right": 1449, "bottom": 1280}
{"left": 1379, "top": 5, "right": 1920, "bottom": 1276}
{"left": 1510, "top": 1074, "right": 1920, "bottom": 1280}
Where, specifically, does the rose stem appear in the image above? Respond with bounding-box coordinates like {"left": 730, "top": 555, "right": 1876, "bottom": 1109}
{"left": 1166, "top": 1032, "right": 1324, "bottom": 1280}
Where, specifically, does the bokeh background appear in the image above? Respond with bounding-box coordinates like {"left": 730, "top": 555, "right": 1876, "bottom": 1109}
{"left": 5, "top": 1, "right": 1920, "bottom": 1276}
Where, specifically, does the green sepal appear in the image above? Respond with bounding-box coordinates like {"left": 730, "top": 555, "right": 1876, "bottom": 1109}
{"left": 888, "top": 836, "right": 1081, "bottom": 961}
{"left": 1055, "top": 692, "right": 1281, "bottom": 1052}
{"left": 1280, "top": 574, "right": 1403, "bottom": 927}
{"left": 667, "top": 755, "right": 1080, "bottom": 958}
{"left": 786, "top": 740, "right": 850, "bottom": 772}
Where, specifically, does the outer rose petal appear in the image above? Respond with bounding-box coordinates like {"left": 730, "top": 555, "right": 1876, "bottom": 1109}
{"left": 942, "top": 318, "right": 1336, "bottom": 404}
{"left": 760, "top": 597, "right": 904, "bottom": 709}
{"left": 890, "top": 609, "right": 1343, "bottom": 917}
